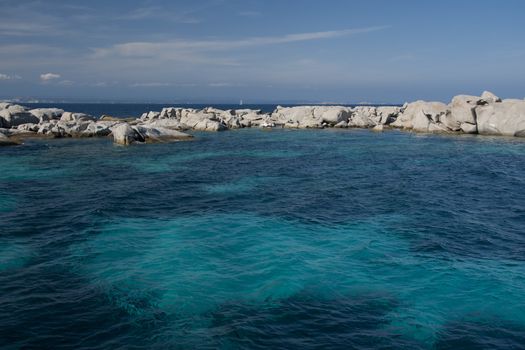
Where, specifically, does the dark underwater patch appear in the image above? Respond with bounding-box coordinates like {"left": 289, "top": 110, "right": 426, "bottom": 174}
{"left": 434, "top": 318, "right": 525, "bottom": 350}
{"left": 208, "top": 291, "right": 421, "bottom": 349}
{"left": 0, "top": 265, "right": 168, "bottom": 350}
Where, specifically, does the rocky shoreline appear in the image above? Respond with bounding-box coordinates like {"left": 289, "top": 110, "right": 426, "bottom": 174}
{"left": 1, "top": 91, "right": 524, "bottom": 146}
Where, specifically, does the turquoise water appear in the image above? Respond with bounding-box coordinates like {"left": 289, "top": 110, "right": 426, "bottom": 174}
{"left": 1, "top": 129, "right": 525, "bottom": 349}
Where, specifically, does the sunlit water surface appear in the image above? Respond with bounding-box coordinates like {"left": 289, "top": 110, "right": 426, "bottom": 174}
{"left": 1, "top": 128, "right": 524, "bottom": 349}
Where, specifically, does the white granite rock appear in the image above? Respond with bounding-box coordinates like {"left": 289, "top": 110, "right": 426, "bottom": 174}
{"left": 133, "top": 125, "right": 193, "bottom": 143}
{"left": 442, "top": 95, "right": 480, "bottom": 131}
{"left": 391, "top": 101, "right": 448, "bottom": 130}
{"left": 60, "top": 112, "right": 96, "bottom": 122}
{"left": 112, "top": 123, "right": 143, "bottom": 145}
{"left": 0, "top": 105, "right": 39, "bottom": 127}
{"left": 476, "top": 99, "right": 525, "bottom": 137}
{"left": 29, "top": 108, "right": 64, "bottom": 122}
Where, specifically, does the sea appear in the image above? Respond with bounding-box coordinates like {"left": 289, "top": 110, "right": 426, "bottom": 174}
{"left": 1, "top": 103, "right": 525, "bottom": 349}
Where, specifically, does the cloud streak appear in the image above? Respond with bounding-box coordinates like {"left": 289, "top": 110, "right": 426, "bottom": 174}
{"left": 94, "top": 26, "right": 389, "bottom": 58}
{"left": 0, "top": 73, "right": 21, "bottom": 80}
{"left": 40, "top": 73, "right": 61, "bottom": 81}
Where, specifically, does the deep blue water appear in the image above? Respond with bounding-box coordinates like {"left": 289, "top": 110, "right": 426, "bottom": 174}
{"left": 1, "top": 109, "right": 525, "bottom": 349}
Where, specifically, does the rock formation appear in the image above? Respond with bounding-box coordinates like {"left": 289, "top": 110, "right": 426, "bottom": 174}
{"left": 1, "top": 91, "right": 524, "bottom": 146}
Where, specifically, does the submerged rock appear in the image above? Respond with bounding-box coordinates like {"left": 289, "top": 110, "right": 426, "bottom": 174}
{"left": 0, "top": 132, "right": 19, "bottom": 146}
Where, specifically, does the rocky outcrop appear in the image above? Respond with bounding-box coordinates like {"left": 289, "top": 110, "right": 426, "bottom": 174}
{"left": 0, "top": 90, "right": 524, "bottom": 147}
{"left": 383, "top": 91, "right": 525, "bottom": 137}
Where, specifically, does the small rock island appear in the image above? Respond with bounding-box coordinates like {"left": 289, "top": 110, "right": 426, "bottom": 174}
{"left": 1, "top": 91, "right": 524, "bottom": 146}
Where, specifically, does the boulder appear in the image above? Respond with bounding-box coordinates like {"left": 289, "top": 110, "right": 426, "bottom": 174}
{"left": 5, "top": 104, "right": 27, "bottom": 114}
{"left": 159, "top": 107, "right": 179, "bottom": 119}
{"left": 133, "top": 126, "right": 193, "bottom": 143}
{"left": 476, "top": 99, "right": 525, "bottom": 137}
{"left": 81, "top": 122, "right": 113, "bottom": 137}
{"left": 180, "top": 112, "right": 227, "bottom": 131}
{"left": 481, "top": 91, "right": 501, "bottom": 104}
{"left": 219, "top": 114, "right": 243, "bottom": 129}
{"left": 315, "top": 107, "right": 351, "bottom": 125}
{"left": 111, "top": 123, "right": 192, "bottom": 145}
{"left": 60, "top": 112, "right": 96, "bottom": 122}
{"left": 376, "top": 106, "right": 400, "bottom": 125}
{"left": 411, "top": 112, "right": 432, "bottom": 132}
{"left": 334, "top": 120, "right": 348, "bottom": 128}
{"left": 100, "top": 115, "right": 136, "bottom": 122}
{"left": 260, "top": 120, "right": 276, "bottom": 128}
{"left": 0, "top": 102, "right": 12, "bottom": 110}
{"left": 112, "top": 123, "right": 144, "bottom": 145}
{"left": 29, "top": 108, "right": 64, "bottom": 122}
{"left": 144, "top": 119, "right": 185, "bottom": 130}
{"left": 58, "top": 121, "right": 91, "bottom": 135}
{"left": 37, "top": 121, "right": 56, "bottom": 135}
{"left": 235, "top": 109, "right": 261, "bottom": 116}
{"left": 194, "top": 119, "right": 227, "bottom": 131}
{"left": 348, "top": 112, "right": 376, "bottom": 128}
{"left": 392, "top": 101, "right": 448, "bottom": 130}
{"left": 271, "top": 106, "right": 323, "bottom": 128}
{"left": 146, "top": 111, "right": 161, "bottom": 120}
{"left": 460, "top": 122, "right": 478, "bottom": 134}
{"left": 442, "top": 95, "right": 480, "bottom": 131}
{"left": 17, "top": 123, "right": 39, "bottom": 132}
{"left": 0, "top": 107, "right": 39, "bottom": 128}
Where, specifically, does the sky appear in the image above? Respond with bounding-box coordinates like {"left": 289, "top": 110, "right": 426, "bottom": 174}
{"left": 0, "top": 0, "right": 524, "bottom": 103}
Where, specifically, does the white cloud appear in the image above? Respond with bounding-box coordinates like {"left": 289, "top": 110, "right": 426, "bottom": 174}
{"left": 40, "top": 73, "right": 61, "bottom": 81}
{"left": 93, "top": 26, "right": 389, "bottom": 58}
{"left": 116, "top": 5, "right": 202, "bottom": 23}
{"left": 0, "top": 73, "right": 21, "bottom": 80}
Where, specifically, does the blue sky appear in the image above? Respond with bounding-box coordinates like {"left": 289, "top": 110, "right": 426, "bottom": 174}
{"left": 0, "top": 0, "right": 524, "bottom": 103}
